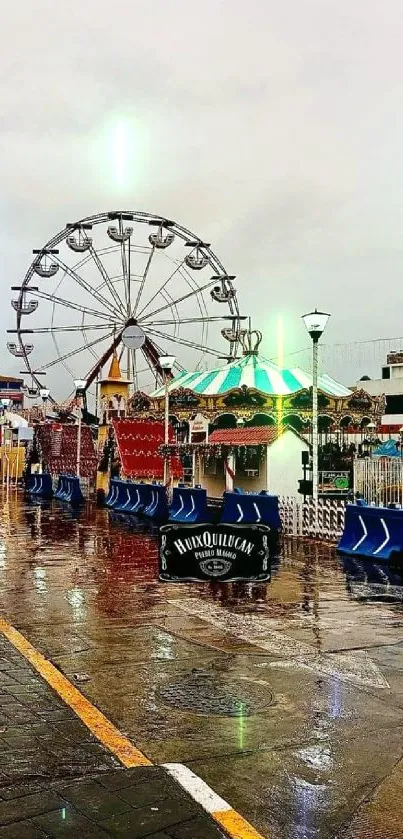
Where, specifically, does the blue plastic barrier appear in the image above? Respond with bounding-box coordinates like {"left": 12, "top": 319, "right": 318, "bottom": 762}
{"left": 143, "top": 484, "right": 169, "bottom": 522}
{"left": 118, "top": 481, "right": 147, "bottom": 513}
{"left": 169, "top": 486, "right": 210, "bottom": 523}
{"left": 134, "top": 483, "right": 154, "bottom": 514}
{"left": 112, "top": 480, "right": 132, "bottom": 512}
{"left": 54, "top": 475, "right": 68, "bottom": 501}
{"left": 54, "top": 474, "right": 84, "bottom": 505}
{"left": 106, "top": 480, "right": 154, "bottom": 514}
{"left": 338, "top": 504, "right": 403, "bottom": 561}
{"left": 115, "top": 481, "right": 135, "bottom": 512}
{"left": 26, "top": 473, "right": 53, "bottom": 499}
{"left": 221, "top": 490, "right": 282, "bottom": 530}
{"left": 105, "top": 478, "right": 120, "bottom": 508}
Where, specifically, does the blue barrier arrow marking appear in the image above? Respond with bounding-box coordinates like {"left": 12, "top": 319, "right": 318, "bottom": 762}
{"left": 185, "top": 496, "right": 196, "bottom": 519}
{"left": 373, "top": 518, "right": 390, "bottom": 556}
{"left": 253, "top": 503, "right": 261, "bottom": 523}
{"left": 173, "top": 494, "right": 184, "bottom": 518}
{"left": 122, "top": 488, "right": 131, "bottom": 509}
{"left": 352, "top": 515, "right": 368, "bottom": 551}
{"left": 236, "top": 504, "right": 244, "bottom": 523}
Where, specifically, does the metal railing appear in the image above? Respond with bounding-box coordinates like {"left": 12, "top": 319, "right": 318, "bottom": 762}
{"left": 354, "top": 458, "right": 403, "bottom": 507}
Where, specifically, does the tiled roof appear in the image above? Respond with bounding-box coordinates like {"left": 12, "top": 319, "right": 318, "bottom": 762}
{"left": 209, "top": 426, "right": 282, "bottom": 445}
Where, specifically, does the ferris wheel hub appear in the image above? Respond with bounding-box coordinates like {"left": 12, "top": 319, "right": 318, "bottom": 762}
{"left": 121, "top": 325, "right": 146, "bottom": 350}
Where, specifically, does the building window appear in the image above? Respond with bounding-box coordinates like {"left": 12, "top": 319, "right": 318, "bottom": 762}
{"left": 382, "top": 367, "right": 391, "bottom": 379}
{"left": 385, "top": 395, "right": 403, "bottom": 414}
{"left": 204, "top": 458, "right": 217, "bottom": 476}
{"left": 238, "top": 448, "right": 260, "bottom": 478}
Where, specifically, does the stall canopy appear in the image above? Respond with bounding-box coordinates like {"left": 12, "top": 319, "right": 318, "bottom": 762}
{"left": 373, "top": 440, "right": 401, "bottom": 457}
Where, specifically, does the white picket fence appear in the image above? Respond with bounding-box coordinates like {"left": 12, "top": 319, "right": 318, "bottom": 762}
{"left": 279, "top": 496, "right": 345, "bottom": 542}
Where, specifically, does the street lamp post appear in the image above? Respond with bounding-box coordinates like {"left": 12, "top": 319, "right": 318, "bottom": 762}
{"left": 158, "top": 356, "right": 176, "bottom": 485}
{"left": 302, "top": 309, "right": 330, "bottom": 533}
{"left": 39, "top": 388, "right": 50, "bottom": 421}
{"left": 73, "top": 380, "right": 87, "bottom": 479}
{"left": 0, "top": 399, "right": 11, "bottom": 486}
{"left": 1, "top": 397, "right": 11, "bottom": 489}
{"left": 0, "top": 399, "right": 11, "bottom": 443}
{"left": 366, "top": 422, "right": 376, "bottom": 456}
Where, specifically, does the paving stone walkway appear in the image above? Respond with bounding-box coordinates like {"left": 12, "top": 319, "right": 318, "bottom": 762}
{"left": 0, "top": 635, "right": 227, "bottom": 838}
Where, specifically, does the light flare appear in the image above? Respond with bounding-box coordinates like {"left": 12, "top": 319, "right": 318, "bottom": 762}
{"left": 277, "top": 316, "right": 284, "bottom": 446}
{"left": 114, "top": 120, "right": 127, "bottom": 189}
{"left": 238, "top": 702, "right": 245, "bottom": 750}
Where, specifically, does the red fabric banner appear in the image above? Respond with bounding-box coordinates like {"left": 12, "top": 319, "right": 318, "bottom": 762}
{"left": 113, "top": 419, "right": 183, "bottom": 479}
{"left": 37, "top": 424, "right": 98, "bottom": 478}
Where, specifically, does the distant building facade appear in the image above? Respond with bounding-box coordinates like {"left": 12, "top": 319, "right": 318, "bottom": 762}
{"left": 355, "top": 351, "right": 403, "bottom": 436}
{"left": 0, "top": 376, "right": 24, "bottom": 409}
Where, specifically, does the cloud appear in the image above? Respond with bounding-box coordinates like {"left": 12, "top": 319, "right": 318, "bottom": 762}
{"left": 2, "top": 0, "right": 403, "bottom": 392}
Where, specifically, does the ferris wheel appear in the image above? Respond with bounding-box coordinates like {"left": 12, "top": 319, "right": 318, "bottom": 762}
{"left": 8, "top": 211, "right": 244, "bottom": 401}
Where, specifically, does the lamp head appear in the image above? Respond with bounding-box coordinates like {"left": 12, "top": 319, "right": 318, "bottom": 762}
{"left": 158, "top": 355, "right": 176, "bottom": 372}
{"left": 74, "top": 379, "right": 87, "bottom": 396}
{"left": 302, "top": 309, "right": 330, "bottom": 343}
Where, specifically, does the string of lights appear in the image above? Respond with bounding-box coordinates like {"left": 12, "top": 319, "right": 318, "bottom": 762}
{"left": 266, "top": 334, "right": 403, "bottom": 374}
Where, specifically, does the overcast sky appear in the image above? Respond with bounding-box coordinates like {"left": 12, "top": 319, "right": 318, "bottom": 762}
{"left": 2, "top": 0, "right": 403, "bottom": 389}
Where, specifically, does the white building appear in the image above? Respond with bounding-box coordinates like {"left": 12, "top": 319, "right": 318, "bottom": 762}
{"left": 200, "top": 425, "right": 309, "bottom": 497}
{"left": 355, "top": 351, "right": 403, "bottom": 437}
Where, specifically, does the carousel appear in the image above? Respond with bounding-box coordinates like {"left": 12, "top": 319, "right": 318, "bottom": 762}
{"left": 127, "top": 330, "right": 384, "bottom": 439}
{"left": 121, "top": 329, "right": 385, "bottom": 494}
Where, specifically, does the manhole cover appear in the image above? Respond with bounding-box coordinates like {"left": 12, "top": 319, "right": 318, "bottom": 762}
{"left": 157, "top": 670, "right": 273, "bottom": 717}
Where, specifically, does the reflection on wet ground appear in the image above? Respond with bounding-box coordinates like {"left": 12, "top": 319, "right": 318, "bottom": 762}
{"left": 1, "top": 490, "right": 403, "bottom": 838}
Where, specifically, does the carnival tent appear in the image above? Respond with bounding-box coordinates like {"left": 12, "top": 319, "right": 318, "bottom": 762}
{"left": 150, "top": 353, "right": 350, "bottom": 398}
{"left": 4, "top": 412, "right": 28, "bottom": 428}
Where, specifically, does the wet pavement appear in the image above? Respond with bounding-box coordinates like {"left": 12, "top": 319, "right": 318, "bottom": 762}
{"left": 0, "top": 633, "right": 227, "bottom": 838}
{"left": 1, "top": 490, "right": 403, "bottom": 838}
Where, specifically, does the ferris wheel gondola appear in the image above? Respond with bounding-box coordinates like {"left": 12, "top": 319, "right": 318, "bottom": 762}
{"left": 9, "top": 210, "right": 244, "bottom": 402}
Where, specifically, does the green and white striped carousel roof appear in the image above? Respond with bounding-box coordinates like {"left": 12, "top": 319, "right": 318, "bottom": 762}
{"left": 151, "top": 354, "right": 351, "bottom": 398}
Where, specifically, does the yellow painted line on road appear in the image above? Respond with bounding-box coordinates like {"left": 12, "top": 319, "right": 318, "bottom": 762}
{"left": 164, "top": 764, "right": 268, "bottom": 839}
{"left": 0, "top": 617, "right": 152, "bottom": 767}
{"left": 0, "top": 617, "right": 267, "bottom": 839}
{"left": 214, "top": 810, "right": 267, "bottom": 839}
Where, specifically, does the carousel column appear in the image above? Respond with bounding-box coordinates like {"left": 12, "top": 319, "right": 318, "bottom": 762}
{"left": 39, "top": 388, "right": 50, "bottom": 422}
{"left": 192, "top": 450, "right": 197, "bottom": 487}
{"left": 225, "top": 449, "right": 235, "bottom": 492}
